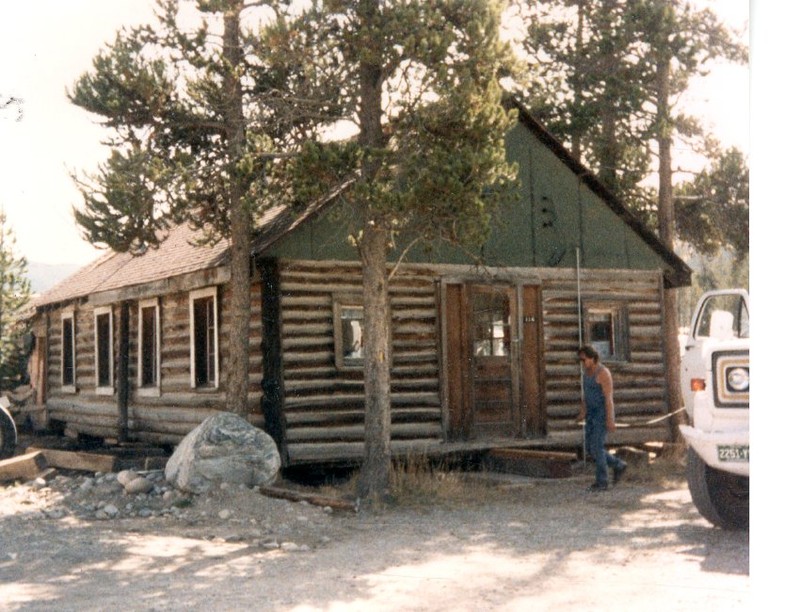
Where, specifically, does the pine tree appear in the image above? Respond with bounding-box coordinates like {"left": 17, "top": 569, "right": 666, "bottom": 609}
{"left": 0, "top": 211, "right": 32, "bottom": 390}
{"left": 73, "top": 0, "right": 519, "bottom": 501}
{"left": 70, "top": 0, "right": 342, "bottom": 416}
{"left": 274, "top": 0, "right": 520, "bottom": 502}
{"left": 675, "top": 146, "right": 749, "bottom": 261}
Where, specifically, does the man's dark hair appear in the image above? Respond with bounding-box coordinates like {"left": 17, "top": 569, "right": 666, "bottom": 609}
{"left": 578, "top": 345, "right": 599, "bottom": 362}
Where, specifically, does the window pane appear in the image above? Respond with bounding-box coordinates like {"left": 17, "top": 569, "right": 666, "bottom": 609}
{"left": 141, "top": 305, "right": 157, "bottom": 387}
{"left": 62, "top": 318, "right": 74, "bottom": 386}
{"left": 588, "top": 312, "right": 614, "bottom": 360}
{"left": 472, "top": 291, "right": 510, "bottom": 357}
{"left": 695, "top": 294, "right": 749, "bottom": 340}
{"left": 96, "top": 313, "right": 112, "bottom": 387}
{"left": 193, "top": 296, "right": 216, "bottom": 386}
{"left": 341, "top": 306, "right": 363, "bottom": 361}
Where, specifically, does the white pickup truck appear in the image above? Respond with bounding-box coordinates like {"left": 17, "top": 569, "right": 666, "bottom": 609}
{"left": 679, "top": 289, "right": 749, "bottom": 530}
{"left": 0, "top": 397, "right": 17, "bottom": 460}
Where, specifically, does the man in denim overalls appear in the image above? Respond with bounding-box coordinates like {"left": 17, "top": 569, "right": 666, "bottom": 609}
{"left": 577, "top": 345, "right": 627, "bottom": 491}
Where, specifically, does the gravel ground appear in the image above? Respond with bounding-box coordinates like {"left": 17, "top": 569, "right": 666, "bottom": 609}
{"left": 0, "top": 449, "right": 750, "bottom": 611}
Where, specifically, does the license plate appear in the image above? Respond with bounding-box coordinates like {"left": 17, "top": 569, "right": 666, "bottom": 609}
{"left": 718, "top": 445, "right": 749, "bottom": 462}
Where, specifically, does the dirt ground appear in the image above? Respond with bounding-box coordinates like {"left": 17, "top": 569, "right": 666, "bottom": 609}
{"left": 0, "top": 441, "right": 749, "bottom": 611}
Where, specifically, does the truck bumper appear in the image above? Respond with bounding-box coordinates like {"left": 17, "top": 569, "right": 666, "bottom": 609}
{"left": 679, "top": 425, "right": 749, "bottom": 477}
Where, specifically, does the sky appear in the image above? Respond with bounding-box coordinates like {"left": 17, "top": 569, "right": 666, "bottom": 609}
{"left": 1, "top": 0, "right": 750, "bottom": 267}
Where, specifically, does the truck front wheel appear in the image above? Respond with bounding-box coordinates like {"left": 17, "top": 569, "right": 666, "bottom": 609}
{"left": 0, "top": 404, "right": 17, "bottom": 460}
{"left": 686, "top": 447, "right": 749, "bottom": 530}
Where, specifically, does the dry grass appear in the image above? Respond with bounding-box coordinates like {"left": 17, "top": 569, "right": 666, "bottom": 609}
{"left": 316, "top": 453, "right": 498, "bottom": 509}
{"left": 387, "top": 454, "right": 477, "bottom": 507}
{"left": 313, "top": 447, "right": 689, "bottom": 509}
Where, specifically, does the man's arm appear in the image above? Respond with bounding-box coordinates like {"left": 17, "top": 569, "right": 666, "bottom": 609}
{"left": 576, "top": 399, "right": 586, "bottom": 423}
{"left": 598, "top": 367, "right": 616, "bottom": 431}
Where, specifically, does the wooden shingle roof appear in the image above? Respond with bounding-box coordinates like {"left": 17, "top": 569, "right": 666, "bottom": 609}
{"left": 34, "top": 207, "right": 286, "bottom": 308}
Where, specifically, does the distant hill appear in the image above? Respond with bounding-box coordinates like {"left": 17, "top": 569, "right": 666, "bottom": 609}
{"left": 26, "top": 261, "right": 82, "bottom": 294}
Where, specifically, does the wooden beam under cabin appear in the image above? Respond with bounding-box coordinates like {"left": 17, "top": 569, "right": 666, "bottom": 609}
{"left": 27, "top": 447, "right": 119, "bottom": 473}
{"left": 0, "top": 451, "right": 49, "bottom": 483}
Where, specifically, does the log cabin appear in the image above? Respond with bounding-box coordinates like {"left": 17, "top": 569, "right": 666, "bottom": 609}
{"left": 29, "top": 100, "right": 691, "bottom": 466}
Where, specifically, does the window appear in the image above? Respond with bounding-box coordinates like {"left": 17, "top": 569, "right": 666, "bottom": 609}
{"left": 583, "top": 302, "right": 629, "bottom": 362}
{"left": 61, "top": 311, "right": 76, "bottom": 391}
{"left": 190, "top": 287, "right": 218, "bottom": 388}
{"left": 472, "top": 289, "right": 511, "bottom": 357}
{"left": 333, "top": 297, "right": 365, "bottom": 369}
{"left": 693, "top": 293, "right": 749, "bottom": 340}
{"left": 138, "top": 298, "right": 160, "bottom": 394}
{"left": 94, "top": 306, "right": 114, "bottom": 394}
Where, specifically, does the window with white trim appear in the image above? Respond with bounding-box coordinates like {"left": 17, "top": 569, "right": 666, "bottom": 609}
{"left": 333, "top": 297, "right": 365, "bottom": 369}
{"left": 61, "top": 311, "right": 76, "bottom": 391}
{"left": 138, "top": 298, "right": 160, "bottom": 394}
{"left": 190, "top": 287, "right": 218, "bottom": 388}
{"left": 94, "top": 306, "right": 114, "bottom": 394}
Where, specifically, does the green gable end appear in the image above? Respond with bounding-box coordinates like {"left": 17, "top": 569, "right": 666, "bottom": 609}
{"left": 261, "top": 104, "right": 689, "bottom": 287}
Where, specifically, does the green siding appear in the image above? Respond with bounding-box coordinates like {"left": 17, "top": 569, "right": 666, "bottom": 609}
{"left": 264, "top": 120, "right": 668, "bottom": 274}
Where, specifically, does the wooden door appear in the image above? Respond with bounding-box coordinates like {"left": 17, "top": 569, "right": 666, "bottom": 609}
{"left": 469, "top": 284, "right": 516, "bottom": 436}
{"left": 445, "top": 282, "right": 544, "bottom": 440}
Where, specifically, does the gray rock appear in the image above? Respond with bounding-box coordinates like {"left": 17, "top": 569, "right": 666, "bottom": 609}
{"left": 117, "top": 470, "right": 139, "bottom": 486}
{"left": 124, "top": 477, "right": 154, "bottom": 495}
{"left": 164, "top": 412, "right": 281, "bottom": 494}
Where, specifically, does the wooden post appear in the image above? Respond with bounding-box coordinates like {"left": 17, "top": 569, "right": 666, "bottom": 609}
{"left": 117, "top": 301, "right": 130, "bottom": 442}
{"left": 258, "top": 258, "right": 287, "bottom": 463}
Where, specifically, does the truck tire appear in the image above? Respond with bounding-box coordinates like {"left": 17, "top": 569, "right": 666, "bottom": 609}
{"left": 0, "top": 404, "right": 17, "bottom": 460}
{"left": 686, "top": 447, "right": 748, "bottom": 530}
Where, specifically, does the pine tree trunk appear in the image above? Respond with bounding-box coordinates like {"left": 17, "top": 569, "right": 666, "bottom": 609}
{"left": 221, "top": 1, "right": 251, "bottom": 417}
{"left": 355, "top": 0, "right": 392, "bottom": 503}
{"left": 357, "top": 224, "right": 392, "bottom": 502}
{"left": 655, "top": 44, "right": 687, "bottom": 441}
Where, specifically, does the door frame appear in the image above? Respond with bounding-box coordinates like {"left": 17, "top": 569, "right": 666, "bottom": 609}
{"left": 440, "top": 277, "right": 545, "bottom": 441}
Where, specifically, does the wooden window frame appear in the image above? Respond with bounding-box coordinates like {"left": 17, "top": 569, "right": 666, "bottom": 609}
{"left": 94, "top": 306, "right": 114, "bottom": 395}
{"left": 60, "top": 310, "right": 76, "bottom": 393}
{"left": 333, "top": 296, "right": 366, "bottom": 370}
{"left": 190, "top": 287, "right": 219, "bottom": 389}
{"left": 137, "top": 298, "right": 161, "bottom": 396}
{"left": 582, "top": 301, "right": 630, "bottom": 363}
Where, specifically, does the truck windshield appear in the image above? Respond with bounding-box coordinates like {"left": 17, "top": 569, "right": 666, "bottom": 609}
{"left": 694, "top": 294, "right": 749, "bottom": 340}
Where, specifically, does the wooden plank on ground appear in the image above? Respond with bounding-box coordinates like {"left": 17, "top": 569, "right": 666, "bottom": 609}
{"left": 0, "top": 451, "right": 49, "bottom": 483}
{"left": 27, "top": 447, "right": 118, "bottom": 473}
{"left": 489, "top": 448, "right": 578, "bottom": 462}
{"left": 484, "top": 448, "right": 577, "bottom": 479}
{"left": 259, "top": 485, "right": 358, "bottom": 513}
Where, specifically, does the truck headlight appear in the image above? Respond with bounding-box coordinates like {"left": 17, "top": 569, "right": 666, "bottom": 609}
{"left": 726, "top": 367, "right": 749, "bottom": 392}
{"left": 713, "top": 350, "right": 749, "bottom": 408}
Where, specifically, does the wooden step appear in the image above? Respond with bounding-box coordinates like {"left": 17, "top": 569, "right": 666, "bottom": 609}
{"left": 483, "top": 448, "right": 577, "bottom": 479}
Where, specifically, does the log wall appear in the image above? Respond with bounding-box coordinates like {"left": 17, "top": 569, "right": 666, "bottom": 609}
{"left": 537, "top": 268, "right": 670, "bottom": 445}
{"left": 278, "top": 260, "right": 442, "bottom": 464}
{"left": 43, "top": 279, "right": 264, "bottom": 444}
{"left": 279, "top": 260, "right": 670, "bottom": 464}
{"left": 38, "top": 259, "right": 670, "bottom": 459}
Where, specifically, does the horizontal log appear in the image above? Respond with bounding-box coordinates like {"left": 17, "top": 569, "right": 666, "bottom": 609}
{"left": 284, "top": 391, "right": 440, "bottom": 408}
{"left": 259, "top": 486, "right": 357, "bottom": 512}
{"left": 27, "top": 447, "right": 118, "bottom": 473}
{"left": 546, "top": 403, "right": 668, "bottom": 419}
{"left": 0, "top": 452, "right": 49, "bottom": 483}
{"left": 285, "top": 407, "right": 441, "bottom": 426}
{"left": 286, "top": 438, "right": 443, "bottom": 465}
{"left": 286, "top": 422, "right": 441, "bottom": 443}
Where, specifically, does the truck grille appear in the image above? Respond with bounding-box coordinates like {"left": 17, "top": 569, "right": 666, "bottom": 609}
{"left": 713, "top": 350, "right": 749, "bottom": 409}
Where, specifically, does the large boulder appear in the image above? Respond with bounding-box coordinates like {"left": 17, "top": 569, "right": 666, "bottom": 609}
{"left": 165, "top": 412, "right": 281, "bottom": 494}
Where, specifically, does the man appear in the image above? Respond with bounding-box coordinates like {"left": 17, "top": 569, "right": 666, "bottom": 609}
{"left": 577, "top": 345, "right": 627, "bottom": 491}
